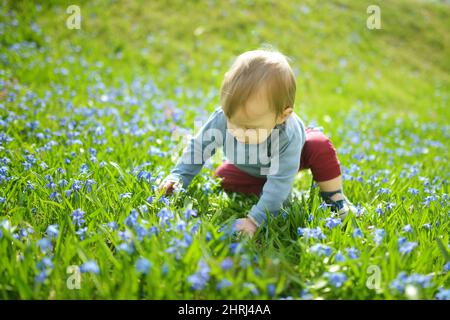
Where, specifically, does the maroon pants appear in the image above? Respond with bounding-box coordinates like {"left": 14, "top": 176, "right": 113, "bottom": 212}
{"left": 214, "top": 128, "right": 341, "bottom": 195}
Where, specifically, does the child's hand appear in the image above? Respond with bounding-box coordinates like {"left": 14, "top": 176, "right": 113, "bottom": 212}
{"left": 159, "top": 180, "right": 176, "bottom": 195}
{"left": 235, "top": 218, "right": 257, "bottom": 237}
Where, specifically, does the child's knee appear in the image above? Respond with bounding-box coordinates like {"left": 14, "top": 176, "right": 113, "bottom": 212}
{"left": 305, "top": 132, "right": 336, "bottom": 156}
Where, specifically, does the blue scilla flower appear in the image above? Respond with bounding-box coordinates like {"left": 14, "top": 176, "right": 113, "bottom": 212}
{"left": 373, "top": 228, "right": 385, "bottom": 246}
{"left": 325, "top": 217, "right": 341, "bottom": 229}
{"left": 124, "top": 209, "right": 139, "bottom": 228}
{"left": 187, "top": 260, "right": 210, "bottom": 291}
{"left": 318, "top": 202, "right": 330, "bottom": 210}
{"left": 148, "top": 226, "right": 159, "bottom": 237}
{"left": 79, "top": 163, "right": 89, "bottom": 174}
{"left": 267, "top": 284, "right": 276, "bottom": 297}
{"left": 310, "top": 244, "right": 333, "bottom": 257}
{"left": 35, "top": 270, "right": 48, "bottom": 283}
{"left": 162, "top": 263, "right": 169, "bottom": 276}
{"left": 117, "top": 242, "right": 134, "bottom": 254}
{"left": 49, "top": 191, "right": 61, "bottom": 202}
{"left": 24, "top": 181, "right": 34, "bottom": 192}
{"left": 175, "top": 220, "right": 186, "bottom": 232}
{"left": 71, "top": 208, "right": 85, "bottom": 227}
{"left": 80, "top": 260, "right": 100, "bottom": 274}
{"left": 45, "top": 181, "right": 56, "bottom": 189}
{"left": 135, "top": 225, "right": 148, "bottom": 241}
{"left": 119, "top": 192, "right": 132, "bottom": 200}
{"left": 422, "top": 223, "right": 432, "bottom": 230}
{"left": 243, "top": 282, "right": 259, "bottom": 295}
{"left": 346, "top": 247, "right": 359, "bottom": 260}
{"left": 71, "top": 180, "right": 83, "bottom": 193}
{"left": 335, "top": 251, "right": 346, "bottom": 262}
{"left": 138, "top": 204, "right": 148, "bottom": 214}
{"left": 158, "top": 196, "right": 170, "bottom": 206}
{"left": 216, "top": 279, "right": 232, "bottom": 290}
{"left": 390, "top": 272, "right": 432, "bottom": 293}
{"left": 22, "top": 161, "right": 32, "bottom": 170}
{"left": 108, "top": 221, "right": 118, "bottom": 230}
{"left": 324, "top": 272, "right": 347, "bottom": 288}
{"left": 137, "top": 170, "right": 152, "bottom": 183}
{"left": 444, "top": 262, "right": 450, "bottom": 273}
{"left": 220, "top": 258, "right": 233, "bottom": 271}
{"left": 239, "top": 255, "right": 251, "bottom": 269}
{"left": 376, "top": 204, "right": 384, "bottom": 216}
{"left": 398, "top": 237, "right": 417, "bottom": 255}
{"left": 157, "top": 208, "right": 173, "bottom": 225}
{"left": 118, "top": 230, "right": 132, "bottom": 241}
{"left": 183, "top": 209, "right": 197, "bottom": 220}
{"left": 46, "top": 224, "right": 58, "bottom": 239}
{"left": 37, "top": 238, "right": 53, "bottom": 253}
{"left": 135, "top": 257, "right": 152, "bottom": 275}
{"left": 385, "top": 202, "right": 395, "bottom": 211}
{"left": 190, "top": 220, "right": 201, "bottom": 234}
{"left": 408, "top": 188, "right": 420, "bottom": 195}
{"left": 76, "top": 227, "right": 87, "bottom": 240}
{"left": 435, "top": 288, "right": 450, "bottom": 300}
{"left": 85, "top": 179, "right": 96, "bottom": 192}
{"left": 36, "top": 257, "right": 53, "bottom": 271}
{"left": 297, "top": 226, "right": 326, "bottom": 240}
{"left": 229, "top": 242, "right": 243, "bottom": 255}
{"left": 353, "top": 228, "right": 363, "bottom": 238}
{"left": 377, "top": 187, "right": 391, "bottom": 195}
{"left": 58, "top": 179, "right": 68, "bottom": 188}
{"left": 402, "top": 224, "right": 413, "bottom": 233}
{"left": 17, "top": 227, "right": 32, "bottom": 239}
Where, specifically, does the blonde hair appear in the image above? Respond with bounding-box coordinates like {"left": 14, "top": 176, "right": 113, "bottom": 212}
{"left": 220, "top": 49, "right": 296, "bottom": 119}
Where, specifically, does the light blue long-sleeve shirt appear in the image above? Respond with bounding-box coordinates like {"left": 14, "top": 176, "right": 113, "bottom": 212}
{"left": 165, "top": 106, "right": 306, "bottom": 226}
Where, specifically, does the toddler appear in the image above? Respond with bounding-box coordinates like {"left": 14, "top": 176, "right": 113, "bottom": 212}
{"left": 160, "top": 49, "right": 359, "bottom": 236}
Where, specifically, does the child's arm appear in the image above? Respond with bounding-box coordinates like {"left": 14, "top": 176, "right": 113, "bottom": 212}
{"left": 246, "top": 130, "right": 305, "bottom": 227}
{"left": 161, "top": 107, "right": 226, "bottom": 193}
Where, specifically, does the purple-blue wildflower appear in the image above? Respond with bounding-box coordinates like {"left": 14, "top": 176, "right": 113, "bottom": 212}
{"left": 46, "top": 224, "right": 58, "bottom": 239}
{"left": 297, "top": 226, "right": 326, "bottom": 240}
{"left": 135, "top": 257, "right": 152, "bottom": 274}
{"left": 216, "top": 279, "right": 232, "bottom": 290}
{"left": 402, "top": 224, "right": 413, "bottom": 233}
{"left": 157, "top": 208, "right": 173, "bottom": 225}
{"left": 335, "top": 251, "right": 346, "bottom": 262}
{"left": 435, "top": 288, "right": 450, "bottom": 300}
{"left": 37, "top": 238, "right": 53, "bottom": 253}
{"left": 346, "top": 247, "right": 359, "bottom": 259}
{"left": 310, "top": 244, "right": 333, "bottom": 256}
{"left": 353, "top": 228, "right": 363, "bottom": 238}
{"left": 398, "top": 237, "right": 417, "bottom": 254}
{"left": 324, "top": 272, "right": 347, "bottom": 288}
{"left": 373, "top": 228, "right": 385, "bottom": 246}
{"left": 221, "top": 258, "right": 233, "bottom": 271}
{"left": 187, "top": 260, "right": 210, "bottom": 290}
{"left": 80, "top": 260, "right": 100, "bottom": 274}
{"left": 325, "top": 217, "right": 342, "bottom": 229}
{"left": 71, "top": 208, "right": 85, "bottom": 227}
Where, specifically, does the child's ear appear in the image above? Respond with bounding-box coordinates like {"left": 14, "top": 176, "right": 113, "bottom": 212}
{"left": 277, "top": 106, "right": 293, "bottom": 124}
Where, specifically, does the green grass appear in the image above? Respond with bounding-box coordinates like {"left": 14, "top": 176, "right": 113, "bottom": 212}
{"left": 0, "top": 0, "right": 449, "bottom": 299}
